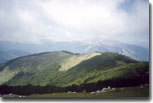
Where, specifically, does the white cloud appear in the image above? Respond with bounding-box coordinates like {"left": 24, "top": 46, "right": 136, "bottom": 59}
{"left": 37, "top": 0, "right": 125, "bottom": 32}
{"left": 0, "top": 0, "right": 149, "bottom": 47}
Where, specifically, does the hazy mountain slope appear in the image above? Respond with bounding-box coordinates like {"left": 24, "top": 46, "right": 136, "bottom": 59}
{"left": 83, "top": 39, "right": 149, "bottom": 61}
{"left": 0, "top": 40, "right": 149, "bottom": 63}
{"left": 0, "top": 50, "right": 30, "bottom": 63}
{"left": 0, "top": 51, "right": 148, "bottom": 87}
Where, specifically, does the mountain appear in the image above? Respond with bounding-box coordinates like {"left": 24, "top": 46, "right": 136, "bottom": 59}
{"left": 0, "top": 49, "right": 30, "bottom": 63}
{"left": 0, "top": 39, "right": 149, "bottom": 63}
{"left": 0, "top": 51, "right": 149, "bottom": 87}
{"left": 82, "top": 39, "right": 149, "bottom": 61}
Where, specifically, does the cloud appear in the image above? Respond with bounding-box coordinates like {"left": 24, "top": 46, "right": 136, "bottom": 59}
{"left": 0, "top": 0, "right": 149, "bottom": 47}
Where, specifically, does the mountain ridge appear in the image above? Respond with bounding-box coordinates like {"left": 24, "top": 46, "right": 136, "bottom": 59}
{"left": 0, "top": 40, "right": 149, "bottom": 63}
{"left": 0, "top": 51, "right": 148, "bottom": 88}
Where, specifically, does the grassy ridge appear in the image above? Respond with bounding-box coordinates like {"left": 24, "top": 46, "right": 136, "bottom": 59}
{"left": 0, "top": 51, "right": 149, "bottom": 89}
{"left": 64, "top": 62, "right": 148, "bottom": 87}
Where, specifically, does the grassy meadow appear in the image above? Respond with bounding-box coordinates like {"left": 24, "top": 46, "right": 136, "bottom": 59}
{"left": 28, "top": 85, "right": 149, "bottom": 98}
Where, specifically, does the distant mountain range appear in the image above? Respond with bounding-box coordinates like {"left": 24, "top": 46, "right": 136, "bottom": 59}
{"left": 0, "top": 49, "right": 30, "bottom": 63}
{"left": 0, "top": 51, "right": 149, "bottom": 87}
{"left": 0, "top": 39, "right": 149, "bottom": 63}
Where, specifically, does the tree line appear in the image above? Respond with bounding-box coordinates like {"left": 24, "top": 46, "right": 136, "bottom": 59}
{"left": 0, "top": 75, "right": 149, "bottom": 95}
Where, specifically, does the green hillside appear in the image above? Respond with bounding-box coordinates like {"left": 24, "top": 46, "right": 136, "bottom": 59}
{"left": 0, "top": 51, "right": 149, "bottom": 88}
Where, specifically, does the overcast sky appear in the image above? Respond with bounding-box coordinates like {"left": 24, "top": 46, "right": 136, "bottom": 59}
{"left": 0, "top": 0, "right": 149, "bottom": 47}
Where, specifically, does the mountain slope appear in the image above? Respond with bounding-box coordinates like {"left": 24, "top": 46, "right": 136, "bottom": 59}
{"left": 0, "top": 51, "right": 149, "bottom": 87}
{"left": 83, "top": 39, "right": 149, "bottom": 61}
{"left": 0, "top": 40, "right": 149, "bottom": 63}
{"left": 0, "top": 49, "right": 30, "bottom": 63}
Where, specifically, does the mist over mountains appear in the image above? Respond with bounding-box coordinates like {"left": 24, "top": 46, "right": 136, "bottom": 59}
{"left": 0, "top": 38, "right": 149, "bottom": 63}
